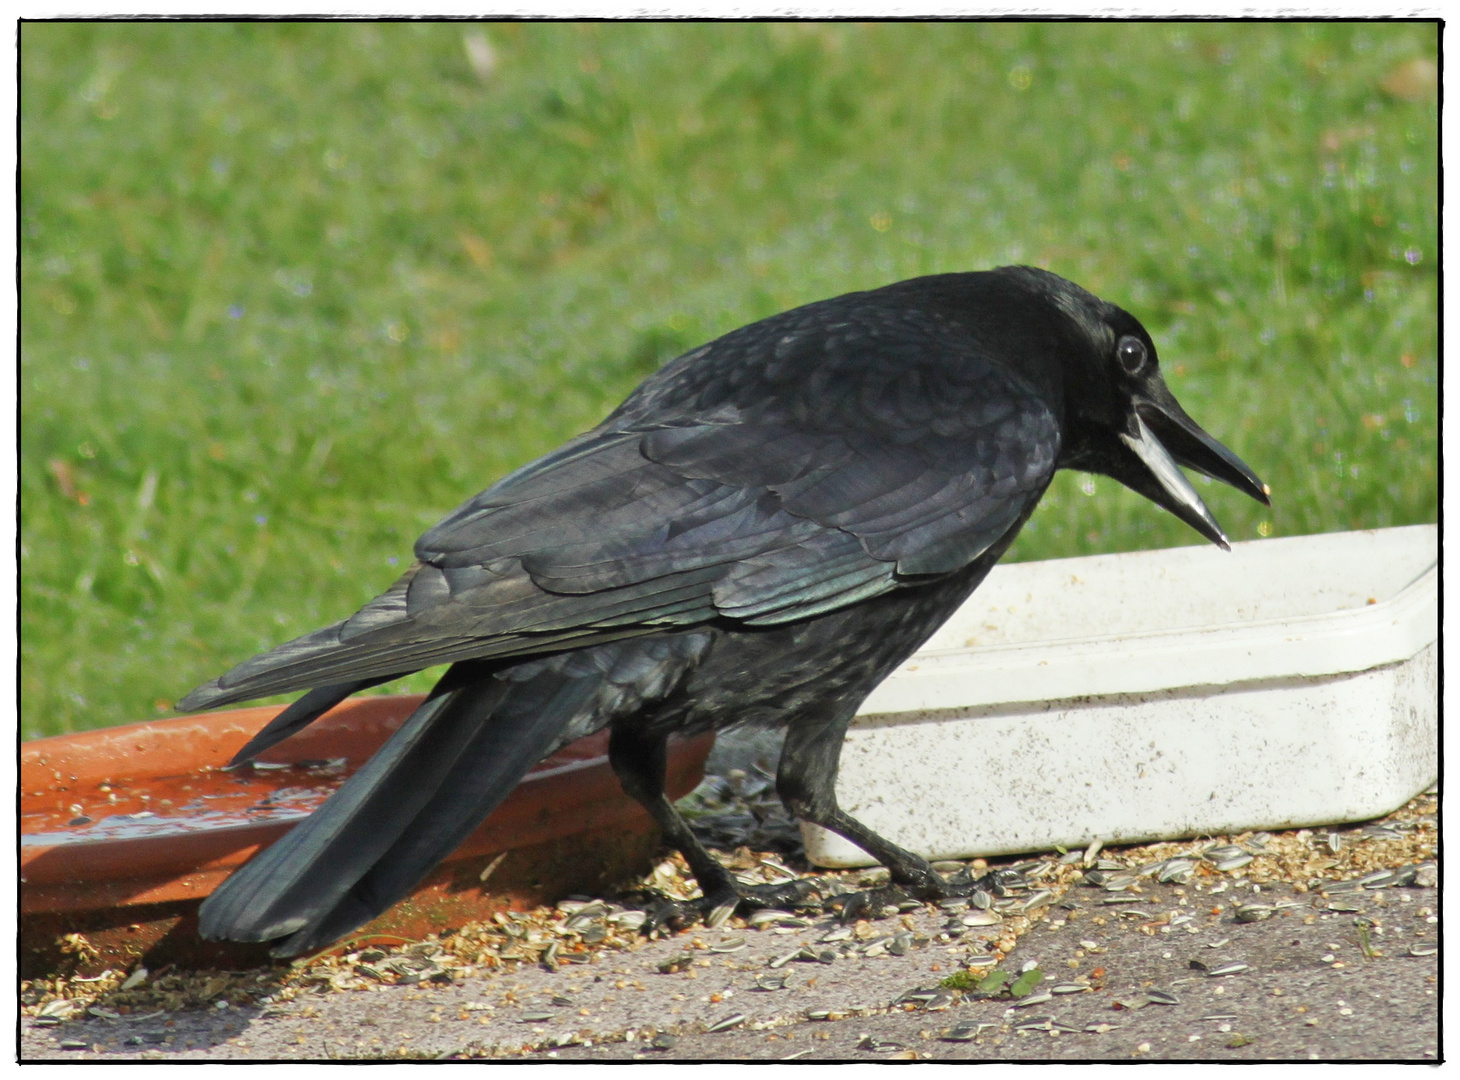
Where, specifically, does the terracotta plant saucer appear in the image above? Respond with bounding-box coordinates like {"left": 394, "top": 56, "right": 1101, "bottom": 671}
{"left": 21, "top": 695, "right": 712, "bottom": 976}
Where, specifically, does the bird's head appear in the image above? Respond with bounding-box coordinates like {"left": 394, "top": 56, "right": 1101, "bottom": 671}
{"left": 1009, "top": 266, "right": 1271, "bottom": 550}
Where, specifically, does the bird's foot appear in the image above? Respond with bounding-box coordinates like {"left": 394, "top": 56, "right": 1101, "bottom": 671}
{"left": 826, "top": 884, "right": 911, "bottom": 924}
{"left": 639, "top": 877, "right": 824, "bottom": 934}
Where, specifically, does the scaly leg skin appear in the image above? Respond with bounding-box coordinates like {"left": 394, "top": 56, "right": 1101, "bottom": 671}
{"left": 608, "top": 724, "right": 822, "bottom": 933}
{"left": 775, "top": 705, "right": 1005, "bottom": 923}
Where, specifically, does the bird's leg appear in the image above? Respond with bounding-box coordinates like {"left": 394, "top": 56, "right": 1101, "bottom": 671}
{"left": 777, "top": 705, "right": 995, "bottom": 920}
{"left": 607, "top": 723, "right": 819, "bottom": 931}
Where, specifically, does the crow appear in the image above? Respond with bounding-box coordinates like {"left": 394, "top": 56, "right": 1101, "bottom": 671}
{"left": 180, "top": 266, "right": 1268, "bottom": 956}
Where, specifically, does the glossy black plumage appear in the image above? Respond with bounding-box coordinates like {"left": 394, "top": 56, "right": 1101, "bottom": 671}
{"left": 181, "top": 266, "right": 1268, "bottom": 955}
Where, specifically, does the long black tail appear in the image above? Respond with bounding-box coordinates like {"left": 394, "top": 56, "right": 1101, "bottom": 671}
{"left": 197, "top": 672, "right": 599, "bottom": 956}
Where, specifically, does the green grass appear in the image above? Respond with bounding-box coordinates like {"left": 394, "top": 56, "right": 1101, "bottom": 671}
{"left": 21, "top": 21, "right": 1437, "bottom": 738}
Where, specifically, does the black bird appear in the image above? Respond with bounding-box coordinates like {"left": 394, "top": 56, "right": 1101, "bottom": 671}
{"left": 180, "top": 266, "right": 1268, "bottom": 956}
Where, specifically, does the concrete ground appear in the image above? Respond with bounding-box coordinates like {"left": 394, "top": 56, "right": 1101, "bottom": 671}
{"left": 20, "top": 757, "right": 1437, "bottom": 1063}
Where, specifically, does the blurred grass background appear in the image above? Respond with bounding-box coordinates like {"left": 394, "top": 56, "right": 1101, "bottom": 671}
{"left": 21, "top": 21, "right": 1437, "bottom": 738}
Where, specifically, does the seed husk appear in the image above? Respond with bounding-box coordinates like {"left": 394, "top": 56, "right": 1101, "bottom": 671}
{"left": 706, "top": 1013, "right": 746, "bottom": 1033}
{"left": 942, "top": 1021, "right": 992, "bottom": 1042}
{"left": 1146, "top": 990, "right": 1180, "bottom": 1006}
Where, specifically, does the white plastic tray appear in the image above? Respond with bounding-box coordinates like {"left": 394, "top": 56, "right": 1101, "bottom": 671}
{"left": 803, "top": 525, "right": 1438, "bottom": 867}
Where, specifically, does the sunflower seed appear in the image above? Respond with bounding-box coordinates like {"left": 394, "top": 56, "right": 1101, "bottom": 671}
{"left": 1157, "top": 859, "right": 1197, "bottom": 884}
{"left": 1360, "top": 825, "right": 1402, "bottom": 842}
{"left": 964, "top": 953, "right": 999, "bottom": 968}
{"left": 1215, "top": 855, "right": 1254, "bottom": 873}
{"left": 520, "top": 1011, "right": 554, "bottom": 1023}
{"left": 754, "top": 974, "right": 788, "bottom": 991}
{"left": 1204, "top": 845, "right": 1246, "bottom": 861}
{"left": 748, "top": 909, "right": 800, "bottom": 928}
{"left": 768, "top": 949, "right": 801, "bottom": 969}
{"left": 706, "top": 1013, "right": 745, "bottom": 1033}
{"left": 1014, "top": 1014, "right": 1055, "bottom": 1030}
{"left": 1051, "top": 983, "right": 1089, "bottom": 994}
{"left": 962, "top": 910, "right": 1002, "bottom": 927}
{"left": 1146, "top": 990, "right": 1180, "bottom": 1005}
{"left": 970, "top": 889, "right": 993, "bottom": 909}
{"left": 1408, "top": 944, "right": 1437, "bottom": 957}
{"left": 923, "top": 990, "right": 955, "bottom": 1011}
{"left": 943, "top": 1021, "right": 993, "bottom": 1042}
{"left": 1327, "top": 898, "right": 1363, "bottom": 913}
{"left": 1082, "top": 870, "right": 1110, "bottom": 887}
{"left": 862, "top": 939, "right": 889, "bottom": 958}
{"left": 709, "top": 938, "right": 746, "bottom": 953}
{"left": 1012, "top": 991, "right": 1053, "bottom": 1007}
{"left": 705, "top": 901, "right": 738, "bottom": 928}
{"left": 819, "top": 925, "right": 853, "bottom": 943}
{"left": 1357, "top": 870, "right": 1396, "bottom": 889}
{"left": 650, "top": 1032, "right": 679, "bottom": 1050}
{"left": 1102, "top": 874, "right": 1139, "bottom": 891}
{"left": 891, "top": 986, "right": 940, "bottom": 1006}
{"left": 1234, "top": 905, "right": 1273, "bottom": 923}
{"left": 1414, "top": 862, "right": 1437, "bottom": 888}
{"left": 888, "top": 931, "right": 914, "bottom": 956}
{"left": 608, "top": 909, "right": 647, "bottom": 930}
{"left": 1206, "top": 962, "right": 1249, "bottom": 977}
{"left": 1023, "top": 889, "right": 1055, "bottom": 910}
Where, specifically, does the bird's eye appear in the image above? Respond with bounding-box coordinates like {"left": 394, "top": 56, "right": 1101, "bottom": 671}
{"left": 1116, "top": 335, "right": 1147, "bottom": 374}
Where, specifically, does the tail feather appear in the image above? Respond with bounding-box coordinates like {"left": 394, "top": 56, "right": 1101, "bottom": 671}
{"left": 280, "top": 673, "right": 606, "bottom": 954}
{"left": 197, "top": 670, "right": 603, "bottom": 956}
{"left": 226, "top": 678, "right": 393, "bottom": 767}
{"left": 197, "top": 681, "right": 510, "bottom": 948}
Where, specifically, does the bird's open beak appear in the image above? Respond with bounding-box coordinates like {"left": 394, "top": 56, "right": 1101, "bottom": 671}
{"left": 1118, "top": 385, "right": 1270, "bottom": 552}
